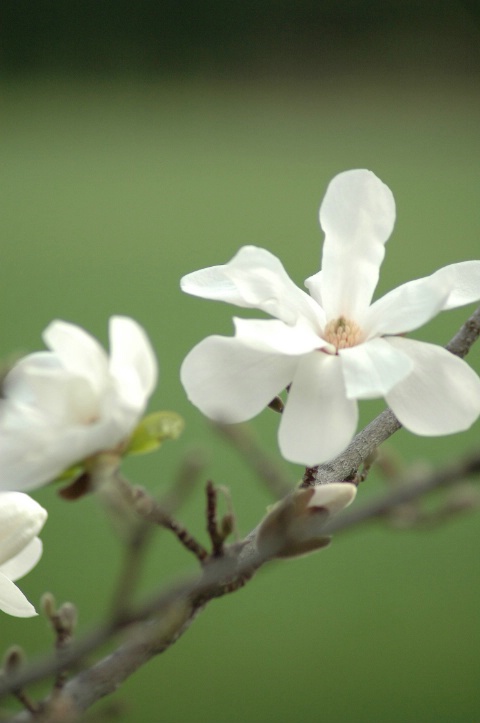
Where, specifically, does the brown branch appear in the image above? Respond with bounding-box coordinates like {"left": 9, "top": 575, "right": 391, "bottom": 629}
{"left": 1, "top": 551, "right": 261, "bottom": 719}
{"left": 107, "top": 456, "right": 206, "bottom": 620}
{"left": 5, "top": 443, "right": 480, "bottom": 721}
{"left": 3, "top": 305, "right": 480, "bottom": 721}
{"left": 0, "top": 453, "right": 480, "bottom": 723}
{"left": 205, "top": 482, "right": 224, "bottom": 557}
{"left": 446, "top": 305, "right": 480, "bottom": 356}
{"left": 320, "top": 449, "right": 480, "bottom": 536}
{"left": 133, "top": 486, "right": 208, "bottom": 563}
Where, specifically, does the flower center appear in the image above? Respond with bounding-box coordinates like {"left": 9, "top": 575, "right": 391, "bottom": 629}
{"left": 323, "top": 316, "right": 363, "bottom": 350}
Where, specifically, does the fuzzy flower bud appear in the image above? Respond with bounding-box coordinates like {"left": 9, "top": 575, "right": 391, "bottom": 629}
{"left": 257, "top": 482, "right": 357, "bottom": 560}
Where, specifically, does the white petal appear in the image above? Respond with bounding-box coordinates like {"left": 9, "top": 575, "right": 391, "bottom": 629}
{"left": 0, "top": 492, "right": 47, "bottom": 565}
{"left": 278, "top": 353, "right": 358, "bottom": 465}
{"left": 339, "top": 337, "right": 414, "bottom": 400}
{"left": 180, "top": 335, "right": 297, "bottom": 422}
{"left": 4, "top": 353, "right": 65, "bottom": 407}
{"left": 233, "top": 317, "right": 325, "bottom": 355}
{"left": 0, "top": 422, "right": 67, "bottom": 491}
{"left": 0, "top": 399, "right": 131, "bottom": 491}
{"left": 0, "top": 573, "right": 37, "bottom": 617}
{"left": 4, "top": 356, "right": 98, "bottom": 425}
{"left": 304, "top": 269, "right": 324, "bottom": 306}
{"left": 43, "top": 320, "right": 109, "bottom": 394}
{"left": 427, "top": 261, "right": 480, "bottom": 310}
{"left": 0, "top": 416, "right": 77, "bottom": 492}
{"left": 181, "top": 246, "right": 321, "bottom": 326}
{"left": 307, "top": 482, "right": 357, "bottom": 514}
{"left": 319, "top": 169, "right": 396, "bottom": 320}
{"left": 109, "top": 316, "right": 158, "bottom": 409}
{"left": 0, "top": 537, "right": 43, "bottom": 582}
{"left": 385, "top": 337, "right": 480, "bottom": 435}
{"left": 365, "top": 263, "right": 480, "bottom": 338}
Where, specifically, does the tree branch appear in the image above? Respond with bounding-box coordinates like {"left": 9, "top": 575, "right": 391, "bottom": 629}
{"left": 3, "top": 304, "right": 480, "bottom": 721}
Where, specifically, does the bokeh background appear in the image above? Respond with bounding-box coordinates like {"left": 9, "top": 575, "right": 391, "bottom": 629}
{"left": 2, "top": 1, "right": 480, "bottom": 721}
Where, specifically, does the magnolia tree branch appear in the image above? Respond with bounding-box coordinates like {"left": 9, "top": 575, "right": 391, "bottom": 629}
{"left": 3, "top": 304, "right": 480, "bottom": 722}
{"left": 5, "top": 445, "right": 480, "bottom": 722}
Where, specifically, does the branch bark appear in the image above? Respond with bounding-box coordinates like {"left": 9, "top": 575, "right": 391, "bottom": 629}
{"left": 4, "top": 304, "right": 480, "bottom": 722}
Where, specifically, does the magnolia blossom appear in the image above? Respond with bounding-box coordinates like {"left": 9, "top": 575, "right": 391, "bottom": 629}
{"left": 0, "top": 316, "right": 158, "bottom": 491}
{"left": 0, "top": 492, "right": 47, "bottom": 617}
{"left": 181, "top": 169, "right": 480, "bottom": 465}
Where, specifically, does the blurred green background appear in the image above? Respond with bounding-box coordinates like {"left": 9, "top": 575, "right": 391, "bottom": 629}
{"left": 2, "top": 1, "right": 480, "bottom": 721}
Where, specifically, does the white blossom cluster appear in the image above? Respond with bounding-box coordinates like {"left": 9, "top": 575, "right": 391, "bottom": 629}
{"left": 1, "top": 169, "right": 480, "bottom": 616}
{"left": 0, "top": 317, "right": 157, "bottom": 615}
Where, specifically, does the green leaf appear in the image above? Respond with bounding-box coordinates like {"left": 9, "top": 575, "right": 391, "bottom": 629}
{"left": 126, "top": 411, "right": 185, "bottom": 456}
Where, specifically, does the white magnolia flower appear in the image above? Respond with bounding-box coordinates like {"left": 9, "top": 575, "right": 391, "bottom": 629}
{"left": 180, "top": 169, "right": 480, "bottom": 465}
{"left": 0, "top": 316, "right": 158, "bottom": 491}
{"left": 0, "top": 492, "right": 47, "bottom": 617}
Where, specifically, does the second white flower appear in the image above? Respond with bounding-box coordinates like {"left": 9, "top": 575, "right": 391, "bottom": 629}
{"left": 0, "top": 316, "right": 158, "bottom": 491}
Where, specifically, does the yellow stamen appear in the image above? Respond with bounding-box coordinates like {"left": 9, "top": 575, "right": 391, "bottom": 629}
{"left": 323, "top": 316, "right": 363, "bottom": 350}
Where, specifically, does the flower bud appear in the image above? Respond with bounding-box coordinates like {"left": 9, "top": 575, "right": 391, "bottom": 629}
{"left": 257, "top": 483, "right": 356, "bottom": 560}
{"left": 57, "top": 602, "right": 78, "bottom": 634}
{"left": 41, "top": 592, "right": 56, "bottom": 618}
{"left": 3, "top": 645, "right": 25, "bottom": 674}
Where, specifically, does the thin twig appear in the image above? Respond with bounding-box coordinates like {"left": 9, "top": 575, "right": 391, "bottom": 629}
{"left": 4, "top": 306, "right": 480, "bottom": 720}
{"left": 5, "top": 444, "right": 480, "bottom": 719}
{"left": 446, "top": 305, "right": 480, "bottom": 356}
{"left": 133, "top": 486, "right": 208, "bottom": 563}
{"left": 321, "top": 450, "right": 480, "bottom": 536}
{"left": 205, "top": 481, "right": 224, "bottom": 557}
{"left": 10, "top": 691, "right": 39, "bottom": 717}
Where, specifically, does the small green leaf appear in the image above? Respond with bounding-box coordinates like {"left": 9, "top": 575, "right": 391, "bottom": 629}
{"left": 126, "top": 411, "right": 185, "bottom": 456}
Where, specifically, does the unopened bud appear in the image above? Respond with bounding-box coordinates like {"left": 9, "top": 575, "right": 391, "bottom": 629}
{"left": 58, "top": 603, "right": 78, "bottom": 634}
{"left": 3, "top": 646, "right": 25, "bottom": 675}
{"left": 220, "top": 514, "right": 234, "bottom": 540}
{"left": 41, "top": 592, "right": 56, "bottom": 618}
{"left": 257, "top": 483, "right": 357, "bottom": 560}
{"left": 307, "top": 483, "right": 357, "bottom": 516}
